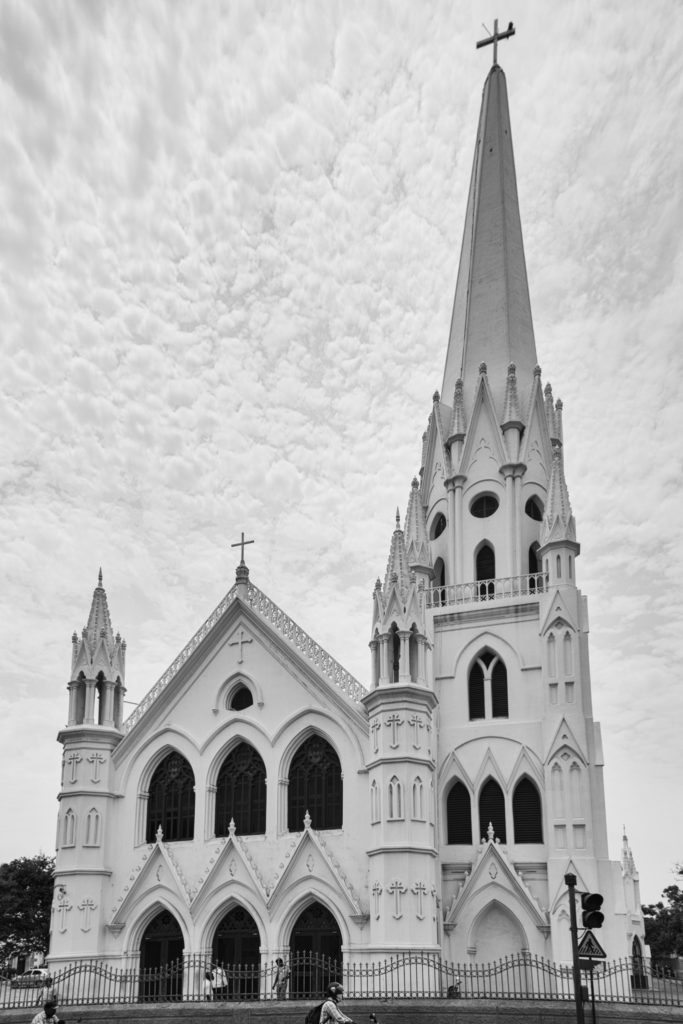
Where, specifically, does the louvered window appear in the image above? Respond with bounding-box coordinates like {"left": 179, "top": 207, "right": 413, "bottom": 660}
{"left": 216, "top": 742, "right": 266, "bottom": 836}
{"left": 468, "top": 662, "right": 485, "bottom": 719}
{"left": 513, "top": 778, "right": 543, "bottom": 843}
{"left": 146, "top": 752, "right": 195, "bottom": 842}
{"left": 478, "top": 779, "right": 506, "bottom": 843}
{"left": 288, "top": 735, "right": 342, "bottom": 831}
{"left": 446, "top": 781, "right": 472, "bottom": 844}
{"left": 491, "top": 660, "right": 508, "bottom": 718}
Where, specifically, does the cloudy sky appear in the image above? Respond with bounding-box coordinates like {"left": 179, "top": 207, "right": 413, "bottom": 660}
{"left": 1, "top": 0, "right": 682, "bottom": 908}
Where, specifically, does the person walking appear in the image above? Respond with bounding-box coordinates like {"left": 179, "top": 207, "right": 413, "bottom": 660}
{"left": 272, "top": 958, "right": 290, "bottom": 999}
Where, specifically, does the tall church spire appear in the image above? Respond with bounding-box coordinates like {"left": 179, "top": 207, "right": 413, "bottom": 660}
{"left": 442, "top": 65, "right": 537, "bottom": 414}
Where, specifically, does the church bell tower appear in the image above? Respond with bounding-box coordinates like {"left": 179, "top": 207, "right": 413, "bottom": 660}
{"left": 51, "top": 571, "right": 126, "bottom": 963}
{"left": 369, "top": 46, "right": 644, "bottom": 963}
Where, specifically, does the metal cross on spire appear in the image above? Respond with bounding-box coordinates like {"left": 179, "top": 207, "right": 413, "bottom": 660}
{"left": 476, "top": 18, "right": 516, "bottom": 65}
{"left": 230, "top": 531, "right": 254, "bottom": 565}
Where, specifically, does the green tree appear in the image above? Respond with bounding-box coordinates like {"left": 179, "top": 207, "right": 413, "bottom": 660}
{"left": 0, "top": 854, "right": 55, "bottom": 964}
{"left": 642, "top": 885, "right": 683, "bottom": 959}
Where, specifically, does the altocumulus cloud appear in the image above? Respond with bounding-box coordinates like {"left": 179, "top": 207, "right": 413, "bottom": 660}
{"left": 0, "top": 0, "right": 682, "bottom": 904}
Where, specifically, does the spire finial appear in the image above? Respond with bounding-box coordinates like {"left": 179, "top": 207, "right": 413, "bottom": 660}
{"left": 476, "top": 18, "right": 516, "bottom": 66}
{"left": 98, "top": 567, "right": 103, "bottom": 587}
{"left": 231, "top": 531, "right": 254, "bottom": 567}
{"left": 395, "top": 508, "right": 401, "bottom": 529}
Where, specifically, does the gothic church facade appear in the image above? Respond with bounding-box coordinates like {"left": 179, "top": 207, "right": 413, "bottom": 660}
{"left": 50, "top": 63, "right": 644, "bottom": 981}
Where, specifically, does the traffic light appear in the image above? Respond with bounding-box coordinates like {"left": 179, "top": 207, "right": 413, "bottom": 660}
{"left": 581, "top": 892, "right": 604, "bottom": 929}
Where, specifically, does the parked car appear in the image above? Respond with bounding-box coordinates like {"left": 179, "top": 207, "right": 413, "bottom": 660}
{"left": 10, "top": 969, "right": 49, "bottom": 989}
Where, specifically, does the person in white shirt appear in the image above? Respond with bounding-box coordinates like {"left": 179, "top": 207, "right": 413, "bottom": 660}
{"left": 31, "top": 1001, "right": 59, "bottom": 1024}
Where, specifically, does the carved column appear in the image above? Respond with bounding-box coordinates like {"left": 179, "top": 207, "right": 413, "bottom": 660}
{"left": 398, "top": 631, "right": 411, "bottom": 684}
{"left": 84, "top": 680, "right": 96, "bottom": 724}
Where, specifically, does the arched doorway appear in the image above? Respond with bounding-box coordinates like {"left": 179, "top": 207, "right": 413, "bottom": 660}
{"left": 289, "top": 902, "right": 342, "bottom": 998}
{"left": 212, "top": 905, "right": 261, "bottom": 1000}
{"left": 139, "top": 909, "right": 184, "bottom": 1001}
{"left": 471, "top": 902, "right": 526, "bottom": 978}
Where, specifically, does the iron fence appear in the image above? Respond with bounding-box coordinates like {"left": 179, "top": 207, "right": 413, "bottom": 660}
{"left": 1, "top": 952, "right": 680, "bottom": 1008}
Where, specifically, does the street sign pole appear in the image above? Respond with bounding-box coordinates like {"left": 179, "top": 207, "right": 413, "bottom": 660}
{"left": 565, "top": 873, "right": 585, "bottom": 1024}
{"left": 589, "top": 958, "right": 596, "bottom": 1024}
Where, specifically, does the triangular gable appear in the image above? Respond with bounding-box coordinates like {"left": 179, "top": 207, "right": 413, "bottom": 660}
{"left": 550, "top": 859, "right": 590, "bottom": 914}
{"left": 444, "top": 839, "right": 547, "bottom": 931}
{"left": 191, "top": 828, "right": 269, "bottom": 912}
{"left": 509, "top": 745, "right": 544, "bottom": 789}
{"left": 422, "top": 406, "right": 450, "bottom": 507}
{"left": 109, "top": 834, "right": 192, "bottom": 927}
{"left": 267, "top": 820, "right": 363, "bottom": 916}
{"left": 459, "top": 376, "right": 507, "bottom": 476}
{"left": 473, "top": 746, "right": 507, "bottom": 792}
{"left": 539, "top": 590, "right": 579, "bottom": 636}
{"left": 116, "top": 593, "right": 368, "bottom": 756}
{"left": 438, "top": 749, "right": 474, "bottom": 791}
{"left": 546, "top": 718, "right": 587, "bottom": 766}
{"left": 520, "top": 376, "right": 552, "bottom": 469}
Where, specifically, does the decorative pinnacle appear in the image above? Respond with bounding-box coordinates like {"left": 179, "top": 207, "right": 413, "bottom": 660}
{"left": 479, "top": 361, "right": 487, "bottom": 375}
{"left": 534, "top": 364, "right": 542, "bottom": 378}
{"left": 412, "top": 477, "right": 419, "bottom": 489}
{"left": 98, "top": 567, "right": 103, "bottom": 587}
{"left": 507, "top": 362, "right": 516, "bottom": 376}
{"left": 432, "top": 390, "right": 440, "bottom": 403}
{"left": 395, "top": 508, "right": 401, "bottom": 529}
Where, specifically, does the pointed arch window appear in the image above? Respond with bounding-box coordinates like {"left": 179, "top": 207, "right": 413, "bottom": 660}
{"left": 84, "top": 807, "right": 101, "bottom": 846}
{"left": 215, "top": 742, "right": 266, "bottom": 836}
{"left": 563, "top": 632, "right": 573, "bottom": 675}
{"left": 431, "top": 513, "right": 447, "bottom": 539}
{"left": 569, "top": 762, "right": 582, "bottom": 818}
{"left": 468, "top": 651, "right": 508, "bottom": 720}
{"left": 370, "top": 780, "right": 380, "bottom": 824}
{"left": 468, "top": 661, "right": 485, "bottom": 720}
{"left": 548, "top": 633, "right": 557, "bottom": 676}
{"left": 446, "top": 780, "right": 472, "bottom": 844}
{"left": 476, "top": 544, "right": 495, "bottom": 598}
{"left": 409, "top": 626, "right": 419, "bottom": 683}
{"left": 63, "top": 808, "right": 76, "bottom": 847}
{"left": 513, "top": 778, "right": 543, "bottom": 843}
{"left": 551, "top": 764, "right": 565, "bottom": 818}
{"left": 433, "top": 558, "right": 446, "bottom": 606}
{"left": 476, "top": 544, "right": 495, "bottom": 580}
{"left": 229, "top": 685, "right": 254, "bottom": 711}
{"left": 388, "top": 776, "right": 403, "bottom": 819}
{"left": 412, "top": 776, "right": 424, "bottom": 820}
{"left": 287, "top": 735, "right": 342, "bottom": 831}
{"left": 389, "top": 623, "right": 400, "bottom": 683}
{"left": 491, "top": 659, "right": 508, "bottom": 718}
{"left": 529, "top": 542, "right": 540, "bottom": 576}
{"left": 478, "top": 779, "right": 506, "bottom": 843}
{"left": 146, "top": 751, "right": 195, "bottom": 843}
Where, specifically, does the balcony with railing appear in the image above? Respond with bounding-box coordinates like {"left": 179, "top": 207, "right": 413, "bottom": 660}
{"left": 426, "top": 572, "right": 548, "bottom": 610}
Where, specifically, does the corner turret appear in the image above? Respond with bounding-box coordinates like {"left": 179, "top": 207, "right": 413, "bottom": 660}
{"left": 68, "top": 570, "right": 126, "bottom": 729}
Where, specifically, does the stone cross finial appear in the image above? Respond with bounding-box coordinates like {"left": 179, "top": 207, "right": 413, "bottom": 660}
{"left": 487, "top": 821, "right": 495, "bottom": 841}
{"left": 156, "top": 825, "right": 164, "bottom": 843}
{"left": 304, "top": 810, "right": 312, "bottom": 830}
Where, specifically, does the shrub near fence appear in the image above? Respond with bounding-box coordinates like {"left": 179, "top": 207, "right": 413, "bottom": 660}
{"left": 1, "top": 953, "right": 681, "bottom": 1008}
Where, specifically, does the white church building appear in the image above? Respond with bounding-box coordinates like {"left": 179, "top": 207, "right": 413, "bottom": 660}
{"left": 49, "top": 60, "right": 645, "bottom": 990}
